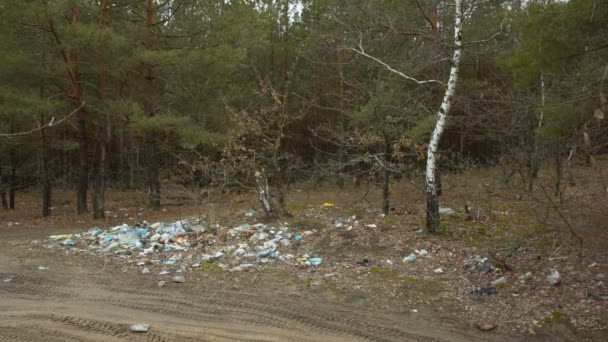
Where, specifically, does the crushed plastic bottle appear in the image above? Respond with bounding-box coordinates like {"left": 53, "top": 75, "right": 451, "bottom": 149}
{"left": 403, "top": 254, "right": 417, "bottom": 263}
{"left": 130, "top": 324, "right": 150, "bottom": 332}
{"left": 256, "top": 249, "right": 277, "bottom": 259}
{"left": 309, "top": 257, "right": 323, "bottom": 266}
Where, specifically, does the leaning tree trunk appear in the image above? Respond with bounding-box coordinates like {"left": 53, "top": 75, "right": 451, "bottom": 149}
{"left": 426, "top": 0, "right": 463, "bottom": 233}
{"left": 255, "top": 167, "right": 279, "bottom": 219}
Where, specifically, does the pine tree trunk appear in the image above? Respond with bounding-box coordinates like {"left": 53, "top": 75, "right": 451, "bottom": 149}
{"left": 8, "top": 113, "right": 16, "bottom": 209}
{"left": 93, "top": 139, "right": 108, "bottom": 219}
{"left": 145, "top": 0, "right": 161, "bottom": 210}
{"left": 93, "top": 0, "right": 110, "bottom": 220}
{"left": 336, "top": 31, "right": 346, "bottom": 188}
{"left": 39, "top": 113, "right": 52, "bottom": 217}
{"left": 77, "top": 109, "right": 89, "bottom": 214}
{"left": 426, "top": 0, "right": 463, "bottom": 233}
{"left": 0, "top": 169, "right": 8, "bottom": 210}
{"left": 50, "top": 8, "right": 89, "bottom": 214}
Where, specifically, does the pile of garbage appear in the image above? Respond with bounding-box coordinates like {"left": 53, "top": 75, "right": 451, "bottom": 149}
{"left": 46, "top": 218, "right": 324, "bottom": 282}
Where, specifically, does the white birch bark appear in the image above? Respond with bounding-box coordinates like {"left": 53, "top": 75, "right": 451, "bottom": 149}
{"left": 425, "top": 0, "right": 464, "bottom": 231}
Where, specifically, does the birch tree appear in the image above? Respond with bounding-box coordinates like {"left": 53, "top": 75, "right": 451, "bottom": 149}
{"left": 425, "top": 0, "right": 464, "bottom": 232}
{"left": 351, "top": 0, "right": 464, "bottom": 233}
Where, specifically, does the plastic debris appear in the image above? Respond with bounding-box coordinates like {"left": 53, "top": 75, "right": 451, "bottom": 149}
{"left": 38, "top": 266, "right": 48, "bottom": 270}
{"left": 309, "top": 257, "right": 323, "bottom": 266}
{"left": 229, "top": 264, "right": 255, "bottom": 272}
{"left": 438, "top": 207, "right": 456, "bottom": 215}
{"left": 468, "top": 287, "right": 497, "bottom": 300}
{"left": 356, "top": 259, "right": 370, "bottom": 267}
{"left": 49, "top": 234, "right": 73, "bottom": 240}
{"left": 546, "top": 269, "right": 561, "bottom": 286}
{"left": 130, "top": 324, "right": 150, "bottom": 332}
{"left": 403, "top": 254, "right": 417, "bottom": 263}
{"left": 323, "top": 202, "right": 335, "bottom": 207}
{"left": 464, "top": 256, "right": 493, "bottom": 275}
{"left": 172, "top": 275, "right": 186, "bottom": 283}
{"left": 42, "top": 217, "right": 318, "bottom": 279}
{"left": 491, "top": 276, "right": 507, "bottom": 286}
{"left": 477, "top": 322, "right": 497, "bottom": 331}
{"left": 434, "top": 267, "right": 444, "bottom": 274}
{"left": 519, "top": 272, "right": 533, "bottom": 282}
{"left": 256, "top": 249, "right": 277, "bottom": 259}
{"left": 415, "top": 249, "right": 429, "bottom": 256}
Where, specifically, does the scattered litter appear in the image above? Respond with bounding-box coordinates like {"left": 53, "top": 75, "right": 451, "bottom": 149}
{"left": 309, "top": 257, "right": 323, "bottom": 266}
{"left": 403, "top": 254, "right": 417, "bottom": 263}
{"left": 256, "top": 249, "right": 277, "bottom": 259}
{"left": 546, "top": 269, "right": 561, "bottom": 286}
{"left": 438, "top": 207, "right": 456, "bottom": 215}
{"left": 38, "top": 266, "right": 48, "bottom": 270}
{"left": 491, "top": 276, "right": 507, "bottom": 286}
{"left": 415, "top": 249, "right": 428, "bottom": 256}
{"left": 434, "top": 268, "right": 444, "bottom": 274}
{"left": 49, "top": 234, "right": 73, "bottom": 240}
{"left": 411, "top": 309, "right": 418, "bottom": 313}
{"left": 294, "top": 235, "right": 302, "bottom": 241}
{"left": 464, "top": 256, "right": 492, "bottom": 274}
{"left": 172, "top": 275, "right": 185, "bottom": 283}
{"left": 356, "top": 259, "right": 370, "bottom": 267}
{"left": 130, "top": 324, "right": 150, "bottom": 332}
{"left": 477, "top": 322, "right": 497, "bottom": 331}
{"left": 3, "top": 277, "right": 12, "bottom": 283}
{"left": 366, "top": 224, "right": 377, "bottom": 228}
{"left": 158, "top": 281, "right": 166, "bottom": 287}
{"left": 323, "top": 202, "right": 335, "bottom": 207}
{"left": 142, "top": 267, "right": 150, "bottom": 274}
{"left": 468, "top": 287, "right": 497, "bottom": 300}
{"left": 519, "top": 272, "right": 533, "bottom": 282}
{"left": 230, "top": 264, "right": 255, "bottom": 272}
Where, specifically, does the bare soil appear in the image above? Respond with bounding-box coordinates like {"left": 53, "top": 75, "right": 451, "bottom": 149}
{"left": 1, "top": 165, "right": 607, "bottom": 341}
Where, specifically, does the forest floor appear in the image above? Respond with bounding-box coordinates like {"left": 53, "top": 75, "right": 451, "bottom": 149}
{"left": 0, "top": 163, "right": 607, "bottom": 341}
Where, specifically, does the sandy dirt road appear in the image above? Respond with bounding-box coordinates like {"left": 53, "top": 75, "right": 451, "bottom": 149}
{"left": 0, "top": 226, "right": 534, "bottom": 341}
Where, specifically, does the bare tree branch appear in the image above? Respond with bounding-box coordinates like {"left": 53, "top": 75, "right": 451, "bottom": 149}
{"left": 0, "top": 102, "right": 85, "bottom": 138}
{"left": 347, "top": 37, "right": 446, "bottom": 86}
